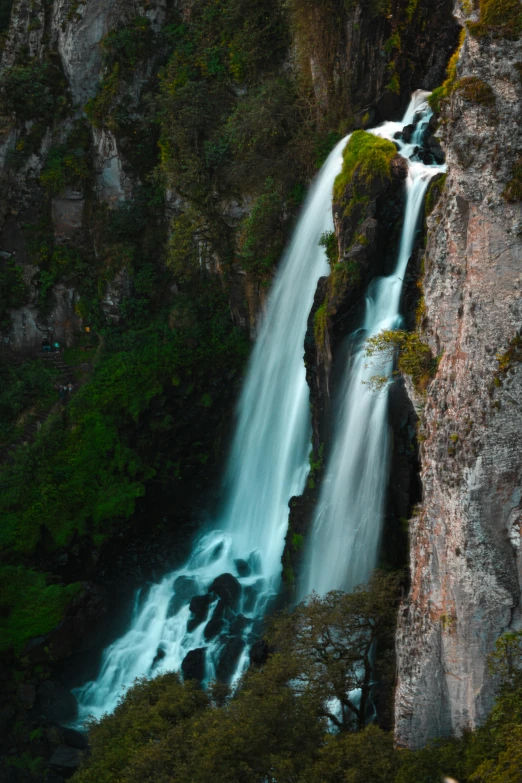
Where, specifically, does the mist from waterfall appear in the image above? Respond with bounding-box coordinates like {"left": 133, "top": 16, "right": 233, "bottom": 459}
{"left": 302, "top": 91, "right": 444, "bottom": 597}
{"left": 73, "top": 135, "right": 350, "bottom": 724}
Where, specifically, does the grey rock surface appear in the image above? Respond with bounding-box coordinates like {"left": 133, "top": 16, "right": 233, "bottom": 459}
{"left": 395, "top": 6, "right": 522, "bottom": 748}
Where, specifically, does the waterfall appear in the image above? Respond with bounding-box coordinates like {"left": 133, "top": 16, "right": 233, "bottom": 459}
{"left": 73, "top": 136, "right": 350, "bottom": 723}
{"left": 302, "top": 91, "right": 445, "bottom": 597}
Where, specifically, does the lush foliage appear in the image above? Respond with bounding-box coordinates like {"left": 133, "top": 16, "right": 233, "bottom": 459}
{"left": 0, "top": 567, "right": 81, "bottom": 653}
{"left": 365, "top": 329, "right": 437, "bottom": 393}
{"left": 40, "top": 121, "right": 91, "bottom": 194}
{"left": 237, "top": 178, "right": 284, "bottom": 276}
{"left": 0, "top": 60, "right": 69, "bottom": 121}
{"left": 334, "top": 131, "right": 397, "bottom": 201}
{"left": 71, "top": 595, "right": 522, "bottom": 783}
{"left": 0, "top": 291, "right": 247, "bottom": 560}
{"left": 0, "top": 358, "right": 59, "bottom": 444}
{"left": 0, "top": 259, "right": 26, "bottom": 325}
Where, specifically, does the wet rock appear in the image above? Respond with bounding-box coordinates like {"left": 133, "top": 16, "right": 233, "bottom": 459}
{"left": 49, "top": 744, "right": 81, "bottom": 777}
{"left": 204, "top": 600, "right": 226, "bottom": 641}
{"left": 151, "top": 647, "right": 166, "bottom": 669}
{"left": 17, "top": 683, "right": 36, "bottom": 709}
{"left": 167, "top": 594, "right": 185, "bottom": 618}
{"left": 174, "top": 575, "right": 200, "bottom": 599}
{"left": 229, "top": 614, "right": 248, "bottom": 635}
{"left": 402, "top": 123, "right": 415, "bottom": 143}
{"left": 181, "top": 647, "right": 206, "bottom": 682}
{"left": 61, "top": 727, "right": 88, "bottom": 750}
{"left": 243, "top": 584, "right": 258, "bottom": 614}
{"left": 35, "top": 681, "right": 78, "bottom": 723}
{"left": 249, "top": 639, "right": 269, "bottom": 667}
{"left": 234, "top": 558, "right": 251, "bottom": 577}
{"left": 187, "top": 593, "right": 212, "bottom": 632}
{"left": 216, "top": 638, "right": 245, "bottom": 682}
{"left": 209, "top": 573, "right": 241, "bottom": 608}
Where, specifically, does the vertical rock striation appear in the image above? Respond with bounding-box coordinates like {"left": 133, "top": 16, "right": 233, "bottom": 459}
{"left": 395, "top": 5, "right": 522, "bottom": 748}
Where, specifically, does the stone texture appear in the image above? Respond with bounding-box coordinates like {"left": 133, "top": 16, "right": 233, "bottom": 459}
{"left": 395, "top": 10, "right": 522, "bottom": 748}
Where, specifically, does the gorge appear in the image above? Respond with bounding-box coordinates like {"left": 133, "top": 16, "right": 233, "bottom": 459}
{"left": 0, "top": 0, "right": 521, "bottom": 781}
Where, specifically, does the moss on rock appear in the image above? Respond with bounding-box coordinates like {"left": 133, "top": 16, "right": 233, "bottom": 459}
{"left": 333, "top": 131, "right": 397, "bottom": 201}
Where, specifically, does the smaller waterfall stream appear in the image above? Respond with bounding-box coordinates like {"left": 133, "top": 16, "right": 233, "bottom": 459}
{"left": 73, "top": 136, "right": 349, "bottom": 723}
{"left": 303, "top": 91, "right": 445, "bottom": 597}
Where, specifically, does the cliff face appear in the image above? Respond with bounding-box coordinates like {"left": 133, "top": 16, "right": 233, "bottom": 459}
{"left": 395, "top": 5, "right": 522, "bottom": 748}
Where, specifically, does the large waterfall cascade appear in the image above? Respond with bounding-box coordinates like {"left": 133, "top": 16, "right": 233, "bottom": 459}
{"left": 73, "top": 135, "right": 350, "bottom": 723}
{"left": 74, "top": 91, "right": 442, "bottom": 724}
{"left": 302, "top": 91, "right": 445, "bottom": 598}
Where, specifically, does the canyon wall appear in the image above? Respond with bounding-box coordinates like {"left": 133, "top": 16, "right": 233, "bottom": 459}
{"left": 395, "top": 3, "right": 522, "bottom": 748}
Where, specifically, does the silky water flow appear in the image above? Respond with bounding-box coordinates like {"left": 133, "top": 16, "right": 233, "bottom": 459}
{"left": 73, "top": 135, "right": 350, "bottom": 723}
{"left": 75, "top": 91, "right": 442, "bottom": 723}
{"left": 302, "top": 90, "right": 445, "bottom": 598}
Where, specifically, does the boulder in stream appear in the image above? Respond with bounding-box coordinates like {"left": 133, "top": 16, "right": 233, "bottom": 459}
{"left": 209, "top": 573, "right": 241, "bottom": 608}
{"left": 181, "top": 647, "right": 206, "bottom": 682}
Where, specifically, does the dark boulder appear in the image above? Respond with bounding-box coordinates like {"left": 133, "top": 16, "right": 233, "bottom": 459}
{"left": 49, "top": 745, "right": 81, "bottom": 778}
{"left": 187, "top": 593, "right": 213, "bottom": 632}
{"left": 234, "top": 558, "right": 251, "bottom": 577}
{"left": 61, "top": 727, "right": 88, "bottom": 750}
{"left": 35, "top": 681, "right": 78, "bottom": 723}
{"left": 174, "top": 575, "right": 200, "bottom": 600}
{"left": 209, "top": 573, "right": 241, "bottom": 608}
{"left": 249, "top": 639, "right": 269, "bottom": 667}
{"left": 216, "top": 638, "right": 245, "bottom": 682}
{"left": 204, "top": 600, "right": 227, "bottom": 641}
{"left": 167, "top": 594, "right": 185, "bottom": 618}
{"left": 181, "top": 647, "right": 206, "bottom": 682}
{"left": 242, "top": 584, "right": 258, "bottom": 614}
{"left": 151, "top": 647, "right": 166, "bottom": 669}
{"left": 229, "top": 614, "right": 248, "bottom": 635}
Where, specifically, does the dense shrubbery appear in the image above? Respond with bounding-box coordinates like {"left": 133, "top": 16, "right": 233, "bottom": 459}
{"left": 40, "top": 121, "right": 91, "bottom": 194}
{"left": 0, "top": 259, "right": 26, "bottom": 325}
{"left": 0, "top": 289, "right": 247, "bottom": 562}
{"left": 71, "top": 588, "right": 522, "bottom": 783}
{"left": 0, "top": 358, "right": 59, "bottom": 444}
{"left": 0, "top": 60, "right": 69, "bottom": 121}
{"left": 0, "top": 567, "right": 81, "bottom": 654}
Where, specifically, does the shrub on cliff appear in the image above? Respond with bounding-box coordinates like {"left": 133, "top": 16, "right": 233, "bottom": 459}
{"left": 365, "top": 329, "right": 437, "bottom": 393}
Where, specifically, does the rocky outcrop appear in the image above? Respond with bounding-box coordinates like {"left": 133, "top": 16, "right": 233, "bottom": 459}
{"left": 395, "top": 6, "right": 522, "bottom": 748}
{"left": 292, "top": 0, "right": 459, "bottom": 126}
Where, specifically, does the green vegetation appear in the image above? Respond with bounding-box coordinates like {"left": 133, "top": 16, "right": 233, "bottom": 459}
{"left": 366, "top": 329, "right": 437, "bottom": 393}
{"left": 334, "top": 131, "right": 397, "bottom": 201}
{"left": 425, "top": 173, "right": 447, "bottom": 217}
{"left": 0, "top": 60, "right": 69, "bottom": 122}
{"left": 85, "top": 16, "right": 153, "bottom": 128}
{"left": 319, "top": 230, "right": 339, "bottom": 265}
{"left": 503, "top": 156, "right": 522, "bottom": 202}
{"left": 0, "top": 259, "right": 26, "bottom": 325}
{"left": 71, "top": 582, "right": 522, "bottom": 783}
{"left": 428, "top": 27, "right": 466, "bottom": 113}
{"left": 494, "top": 333, "right": 522, "bottom": 387}
{"left": 237, "top": 179, "right": 284, "bottom": 276}
{"left": 0, "top": 358, "right": 59, "bottom": 445}
{"left": 468, "top": 0, "right": 522, "bottom": 39}
{"left": 40, "top": 121, "right": 91, "bottom": 194}
{"left": 307, "top": 442, "right": 324, "bottom": 489}
{"left": 0, "top": 292, "right": 247, "bottom": 558}
{"left": 454, "top": 76, "right": 496, "bottom": 107}
{"left": 0, "top": 567, "right": 82, "bottom": 654}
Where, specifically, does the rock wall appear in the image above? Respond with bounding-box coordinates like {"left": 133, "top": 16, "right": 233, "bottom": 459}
{"left": 395, "top": 5, "right": 522, "bottom": 748}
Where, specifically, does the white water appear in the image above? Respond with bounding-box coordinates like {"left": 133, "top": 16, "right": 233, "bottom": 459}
{"left": 73, "top": 136, "right": 349, "bottom": 723}
{"left": 302, "top": 91, "right": 445, "bottom": 597}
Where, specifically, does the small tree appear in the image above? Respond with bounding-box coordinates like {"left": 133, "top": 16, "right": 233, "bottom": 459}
{"left": 267, "top": 570, "right": 402, "bottom": 731}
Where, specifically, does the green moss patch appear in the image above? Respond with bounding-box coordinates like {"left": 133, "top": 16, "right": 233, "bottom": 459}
{"left": 0, "top": 567, "right": 82, "bottom": 654}
{"left": 468, "top": 0, "right": 522, "bottom": 39}
{"left": 333, "top": 131, "right": 397, "bottom": 202}
{"left": 454, "top": 76, "right": 496, "bottom": 107}
{"left": 503, "top": 157, "right": 522, "bottom": 202}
